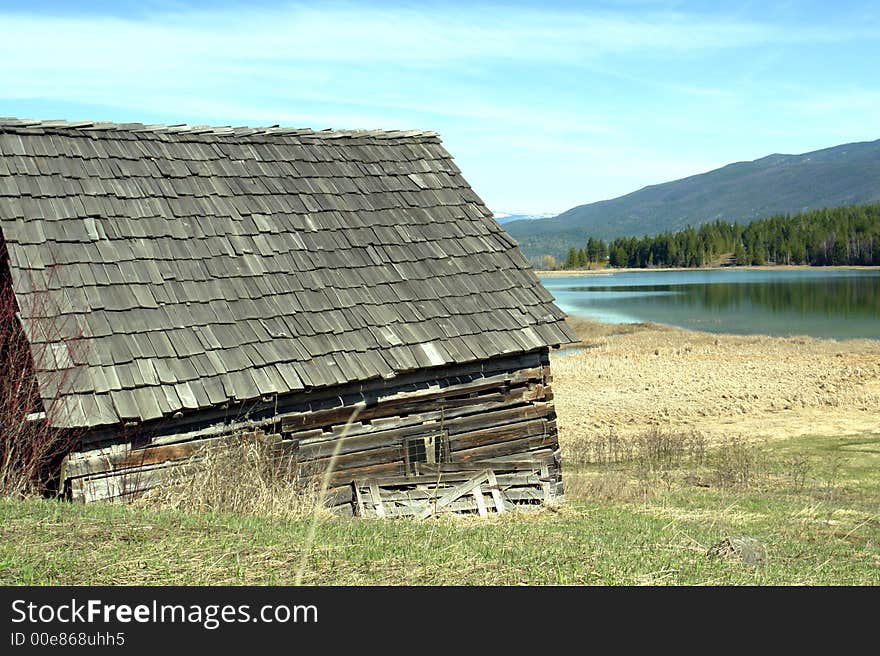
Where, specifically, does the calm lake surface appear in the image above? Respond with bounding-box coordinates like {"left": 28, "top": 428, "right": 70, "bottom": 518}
{"left": 540, "top": 268, "right": 880, "bottom": 340}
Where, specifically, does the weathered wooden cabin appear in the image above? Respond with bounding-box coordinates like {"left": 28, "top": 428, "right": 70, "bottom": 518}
{"left": 0, "top": 118, "right": 576, "bottom": 516}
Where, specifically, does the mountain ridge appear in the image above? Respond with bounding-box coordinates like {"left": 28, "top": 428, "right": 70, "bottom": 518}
{"left": 492, "top": 211, "right": 556, "bottom": 224}
{"left": 506, "top": 138, "right": 880, "bottom": 259}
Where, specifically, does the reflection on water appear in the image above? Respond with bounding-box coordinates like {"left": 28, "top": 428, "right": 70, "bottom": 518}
{"left": 541, "top": 269, "right": 880, "bottom": 339}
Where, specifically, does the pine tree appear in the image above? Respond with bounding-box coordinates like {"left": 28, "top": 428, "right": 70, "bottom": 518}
{"left": 569, "top": 203, "right": 880, "bottom": 270}
{"left": 586, "top": 238, "right": 598, "bottom": 263}
{"left": 609, "top": 246, "right": 627, "bottom": 268}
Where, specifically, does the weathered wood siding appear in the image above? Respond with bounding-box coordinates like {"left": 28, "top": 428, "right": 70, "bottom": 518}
{"left": 61, "top": 349, "right": 562, "bottom": 511}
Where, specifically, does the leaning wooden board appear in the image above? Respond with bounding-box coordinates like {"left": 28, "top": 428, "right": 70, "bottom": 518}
{"left": 352, "top": 456, "right": 558, "bottom": 519}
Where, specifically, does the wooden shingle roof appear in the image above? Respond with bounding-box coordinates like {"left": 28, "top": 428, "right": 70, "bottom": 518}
{"left": 0, "top": 118, "right": 575, "bottom": 429}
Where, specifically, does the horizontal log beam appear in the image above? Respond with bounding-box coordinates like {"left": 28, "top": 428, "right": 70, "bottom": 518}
{"left": 281, "top": 367, "right": 544, "bottom": 433}
{"left": 297, "top": 401, "right": 551, "bottom": 461}
{"left": 295, "top": 383, "right": 545, "bottom": 443}
{"left": 63, "top": 431, "right": 274, "bottom": 481}
{"left": 452, "top": 434, "right": 559, "bottom": 463}
{"left": 448, "top": 418, "right": 548, "bottom": 453}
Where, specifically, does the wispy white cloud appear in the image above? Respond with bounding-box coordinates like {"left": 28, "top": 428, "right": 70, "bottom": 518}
{"left": 1, "top": 2, "right": 872, "bottom": 126}
{"left": 0, "top": 3, "right": 849, "bottom": 135}
{"left": 2, "top": 3, "right": 873, "bottom": 72}
{"left": 1, "top": 1, "right": 878, "bottom": 212}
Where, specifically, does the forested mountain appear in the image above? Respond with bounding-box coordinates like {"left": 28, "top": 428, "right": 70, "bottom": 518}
{"left": 507, "top": 138, "right": 880, "bottom": 260}
{"left": 556, "top": 203, "right": 880, "bottom": 270}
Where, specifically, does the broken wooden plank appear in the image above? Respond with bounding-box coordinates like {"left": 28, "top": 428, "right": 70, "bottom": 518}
{"left": 368, "top": 481, "right": 386, "bottom": 518}
{"left": 486, "top": 470, "right": 507, "bottom": 513}
{"left": 63, "top": 435, "right": 223, "bottom": 480}
{"left": 353, "top": 481, "right": 366, "bottom": 517}
{"left": 472, "top": 484, "right": 488, "bottom": 517}
{"left": 323, "top": 484, "right": 354, "bottom": 507}
{"left": 320, "top": 461, "right": 405, "bottom": 487}
{"left": 502, "top": 487, "right": 546, "bottom": 502}
{"left": 418, "top": 457, "right": 550, "bottom": 473}
{"left": 540, "top": 463, "right": 552, "bottom": 500}
{"left": 70, "top": 460, "right": 189, "bottom": 503}
{"left": 415, "top": 470, "right": 489, "bottom": 519}
{"left": 346, "top": 467, "right": 489, "bottom": 488}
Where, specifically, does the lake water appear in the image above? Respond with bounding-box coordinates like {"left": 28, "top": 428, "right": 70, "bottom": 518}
{"left": 540, "top": 269, "right": 880, "bottom": 340}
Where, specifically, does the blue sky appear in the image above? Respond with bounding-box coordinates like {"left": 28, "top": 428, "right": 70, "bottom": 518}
{"left": 1, "top": 1, "right": 879, "bottom": 214}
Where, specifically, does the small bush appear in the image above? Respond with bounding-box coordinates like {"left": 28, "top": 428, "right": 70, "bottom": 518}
{"left": 709, "top": 438, "right": 766, "bottom": 489}
{"left": 633, "top": 427, "right": 707, "bottom": 472}
{"left": 563, "top": 427, "right": 707, "bottom": 471}
{"left": 562, "top": 428, "right": 711, "bottom": 502}
{"left": 783, "top": 456, "right": 811, "bottom": 493}
{"left": 811, "top": 454, "right": 845, "bottom": 503}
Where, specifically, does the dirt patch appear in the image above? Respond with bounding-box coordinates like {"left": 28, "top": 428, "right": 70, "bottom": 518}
{"left": 551, "top": 319, "right": 880, "bottom": 445}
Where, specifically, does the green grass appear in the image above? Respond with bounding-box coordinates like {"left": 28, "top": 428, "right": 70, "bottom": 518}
{"left": 1, "top": 433, "right": 877, "bottom": 585}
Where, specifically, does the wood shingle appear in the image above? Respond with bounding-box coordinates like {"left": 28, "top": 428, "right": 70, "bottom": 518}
{"left": 0, "top": 118, "right": 575, "bottom": 429}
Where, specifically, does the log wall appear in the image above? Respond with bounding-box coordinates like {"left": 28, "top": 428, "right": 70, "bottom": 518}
{"left": 60, "top": 349, "right": 563, "bottom": 512}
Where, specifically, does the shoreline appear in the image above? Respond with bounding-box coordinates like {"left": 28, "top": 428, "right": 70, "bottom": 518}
{"left": 554, "top": 316, "right": 880, "bottom": 346}
{"left": 535, "top": 264, "right": 880, "bottom": 277}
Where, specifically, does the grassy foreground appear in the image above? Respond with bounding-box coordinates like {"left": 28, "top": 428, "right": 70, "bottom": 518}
{"left": 1, "top": 432, "right": 877, "bottom": 585}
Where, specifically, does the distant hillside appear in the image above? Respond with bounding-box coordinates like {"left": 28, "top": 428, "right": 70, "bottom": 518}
{"left": 492, "top": 211, "right": 555, "bottom": 224}
{"left": 507, "top": 138, "right": 880, "bottom": 259}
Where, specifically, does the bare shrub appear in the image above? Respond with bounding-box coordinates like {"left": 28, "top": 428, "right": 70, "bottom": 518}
{"left": 0, "top": 246, "right": 84, "bottom": 497}
{"left": 633, "top": 427, "right": 706, "bottom": 472}
{"left": 137, "top": 434, "right": 327, "bottom": 520}
{"left": 562, "top": 428, "right": 709, "bottom": 502}
{"left": 783, "top": 456, "right": 811, "bottom": 493}
{"left": 710, "top": 437, "right": 766, "bottom": 489}
{"left": 810, "top": 454, "right": 844, "bottom": 503}
{"left": 563, "top": 427, "right": 706, "bottom": 471}
{"left": 562, "top": 429, "right": 632, "bottom": 466}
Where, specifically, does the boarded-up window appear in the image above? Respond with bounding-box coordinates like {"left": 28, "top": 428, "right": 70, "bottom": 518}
{"left": 404, "top": 433, "right": 449, "bottom": 475}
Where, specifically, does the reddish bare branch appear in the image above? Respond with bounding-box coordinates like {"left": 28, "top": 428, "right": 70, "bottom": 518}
{"left": 0, "top": 239, "right": 85, "bottom": 496}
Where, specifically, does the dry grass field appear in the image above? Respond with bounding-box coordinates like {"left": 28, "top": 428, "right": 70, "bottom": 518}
{"left": 553, "top": 317, "right": 880, "bottom": 446}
